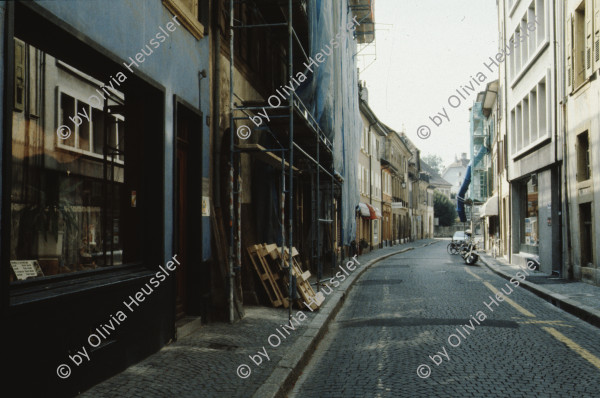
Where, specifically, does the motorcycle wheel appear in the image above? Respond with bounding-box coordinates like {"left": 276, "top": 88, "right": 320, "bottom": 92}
{"left": 465, "top": 254, "right": 479, "bottom": 265}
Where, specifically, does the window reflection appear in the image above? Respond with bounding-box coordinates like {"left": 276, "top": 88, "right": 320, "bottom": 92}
{"left": 10, "top": 39, "right": 133, "bottom": 283}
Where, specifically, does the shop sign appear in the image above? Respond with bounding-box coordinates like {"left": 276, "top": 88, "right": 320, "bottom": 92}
{"left": 10, "top": 260, "right": 44, "bottom": 280}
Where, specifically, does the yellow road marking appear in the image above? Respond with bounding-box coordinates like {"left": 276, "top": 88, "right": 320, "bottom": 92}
{"left": 543, "top": 327, "right": 600, "bottom": 371}
{"left": 483, "top": 281, "right": 536, "bottom": 318}
{"left": 517, "top": 320, "right": 573, "bottom": 328}
{"left": 464, "top": 267, "right": 482, "bottom": 280}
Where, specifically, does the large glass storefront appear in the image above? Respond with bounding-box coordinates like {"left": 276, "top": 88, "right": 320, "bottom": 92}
{"left": 520, "top": 176, "right": 539, "bottom": 253}
{"left": 9, "top": 40, "right": 140, "bottom": 283}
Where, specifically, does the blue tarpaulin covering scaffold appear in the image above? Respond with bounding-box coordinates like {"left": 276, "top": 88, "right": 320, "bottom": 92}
{"left": 456, "top": 145, "right": 488, "bottom": 222}
{"left": 299, "top": 0, "right": 363, "bottom": 247}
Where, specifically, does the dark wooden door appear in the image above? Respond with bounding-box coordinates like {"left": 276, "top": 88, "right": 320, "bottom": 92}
{"left": 176, "top": 139, "right": 188, "bottom": 320}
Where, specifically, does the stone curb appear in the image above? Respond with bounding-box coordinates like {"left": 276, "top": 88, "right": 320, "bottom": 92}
{"left": 478, "top": 254, "right": 600, "bottom": 329}
{"left": 251, "top": 242, "right": 434, "bottom": 398}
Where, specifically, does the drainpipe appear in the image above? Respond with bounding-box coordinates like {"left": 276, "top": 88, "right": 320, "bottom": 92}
{"left": 212, "top": 2, "right": 221, "bottom": 206}
{"left": 367, "top": 121, "right": 376, "bottom": 250}
{"left": 501, "top": 0, "right": 512, "bottom": 264}
{"left": 211, "top": 0, "right": 221, "bottom": 320}
{"left": 558, "top": 0, "right": 573, "bottom": 277}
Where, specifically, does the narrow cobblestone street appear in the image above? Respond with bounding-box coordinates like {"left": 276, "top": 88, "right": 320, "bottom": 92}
{"left": 290, "top": 241, "right": 600, "bottom": 397}
{"left": 7, "top": 2, "right": 600, "bottom": 396}
{"left": 80, "top": 241, "right": 435, "bottom": 398}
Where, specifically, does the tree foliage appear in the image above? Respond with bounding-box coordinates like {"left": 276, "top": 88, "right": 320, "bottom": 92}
{"left": 434, "top": 191, "right": 457, "bottom": 226}
{"left": 422, "top": 154, "right": 444, "bottom": 176}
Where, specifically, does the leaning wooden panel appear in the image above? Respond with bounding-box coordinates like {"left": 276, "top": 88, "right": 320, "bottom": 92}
{"left": 254, "top": 244, "right": 290, "bottom": 308}
{"left": 247, "top": 244, "right": 288, "bottom": 308}
{"left": 273, "top": 246, "right": 324, "bottom": 310}
{"left": 257, "top": 244, "right": 295, "bottom": 307}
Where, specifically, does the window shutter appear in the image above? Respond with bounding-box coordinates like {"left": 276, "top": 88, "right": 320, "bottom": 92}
{"left": 567, "top": 14, "right": 574, "bottom": 93}
{"left": 595, "top": 0, "right": 600, "bottom": 69}
{"left": 586, "top": 0, "right": 594, "bottom": 78}
{"left": 14, "top": 39, "right": 25, "bottom": 112}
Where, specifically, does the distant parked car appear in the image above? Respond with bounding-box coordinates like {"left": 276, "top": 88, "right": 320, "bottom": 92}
{"left": 452, "top": 231, "right": 468, "bottom": 242}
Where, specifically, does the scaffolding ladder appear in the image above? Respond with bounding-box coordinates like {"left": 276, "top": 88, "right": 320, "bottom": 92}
{"left": 228, "top": 0, "right": 339, "bottom": 322}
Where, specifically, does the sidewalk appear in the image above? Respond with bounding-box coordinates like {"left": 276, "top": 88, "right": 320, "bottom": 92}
{"left": 478, "top": 252, "right": 600, "bottom": 329}
{"left": 81, "top": 239, "right": 437, "bottom": 398}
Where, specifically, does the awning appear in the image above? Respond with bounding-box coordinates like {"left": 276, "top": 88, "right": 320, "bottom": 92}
{"left": 357, "top": 203, "right": 379, "bottom": 220}
{"left": 374, "top": 206, "right": 382, "bottom": 218}
{"left": 480, "top": 194, "right": 499, "bottom": 217}
{"left": 357, "top": 203, "right": 370, "bottom": 217}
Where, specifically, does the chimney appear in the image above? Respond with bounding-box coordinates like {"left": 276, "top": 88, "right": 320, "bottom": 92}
{"left": 461, "top": 152, "right": 467, "bottom": 160}
{"left": 359, "top": 81, "right": 369, "bottom": 103}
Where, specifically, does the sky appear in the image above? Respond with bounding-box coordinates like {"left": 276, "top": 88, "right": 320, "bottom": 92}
{"left": 360, "top": 0, "right": 499, "bottom": 168}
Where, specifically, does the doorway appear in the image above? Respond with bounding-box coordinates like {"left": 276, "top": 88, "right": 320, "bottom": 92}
{"left": 579, "top": 202, "right": 593, "bottom": 267}
{"left": 174, "top": 100, "right": 203, "bottom": 320}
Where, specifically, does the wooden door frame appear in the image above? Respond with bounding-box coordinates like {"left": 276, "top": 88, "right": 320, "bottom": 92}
{"left": 172, "top": 95, "right": 203, "bottom": 318}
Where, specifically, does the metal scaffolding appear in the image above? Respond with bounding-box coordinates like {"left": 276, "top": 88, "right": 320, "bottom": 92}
{"left": 228, "top": 0, "right": 339, "bottom": 322}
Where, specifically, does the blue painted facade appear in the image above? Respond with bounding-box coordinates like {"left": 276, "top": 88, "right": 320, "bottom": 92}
{"left": 26, "top": 0, "right": 212, "bottom": 261}
{"left": 2, "top": 1, "right": 211, "bottom": 395}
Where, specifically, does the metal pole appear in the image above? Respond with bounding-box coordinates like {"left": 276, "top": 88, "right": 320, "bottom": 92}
{"left": 310, "top": 167, "right": 315, "bottom": 289}
{"left": 331, "top": 167, "right": 335, "bottom": 273}
{"left": 280, "top": 152, "right": 286, "bottom": 305}
{"left": 102, "top": 96, "right": 108, "bottom": 268}
{"left": 287, "top": 0, "right": 294, "bottom": 320}
{"left": 228, "top": 0, "right": 235, "bottom": 324}
{"left": 316, "top": 125, "right": 321, "bottom": 291}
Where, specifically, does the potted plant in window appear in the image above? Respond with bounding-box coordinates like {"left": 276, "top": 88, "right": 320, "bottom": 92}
{"left": 16, "top": 180, "right": 79, "bottom": 264}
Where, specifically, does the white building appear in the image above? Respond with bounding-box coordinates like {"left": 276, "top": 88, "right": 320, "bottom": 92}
{"left": 497, "top": 0, "right": 562, "bottom": 274}
{"left": 563, "top": 0, "right": 600, "bottom": 284}
{"left": 441, "top": 153, "right": 469, "bottom": 198}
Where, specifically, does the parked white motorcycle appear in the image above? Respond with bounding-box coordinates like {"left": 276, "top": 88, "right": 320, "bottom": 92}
{"left": 461, "top": 240, "right": 479, "bottom": 265}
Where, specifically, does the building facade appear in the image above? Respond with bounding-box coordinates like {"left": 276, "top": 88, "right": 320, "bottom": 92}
{"left": 358, "top": 86, "right": 386, "bottom": 250}
{"left": 3, "top": 0, "right": 211, "bottom": 394}
{"left": 442, "top": 153, "right": 470, "bottom": 199}
{"left": 384, "top": 127, "right": 412, "bottom": 244}
{"left": 563, "top": 0, "right": 600, "bottom": 284}
{"left": 498, "top": 0, "right": 562, "bottom": 274}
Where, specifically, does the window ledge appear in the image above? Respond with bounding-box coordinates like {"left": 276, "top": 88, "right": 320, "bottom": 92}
{"left": 56, "top": 142, "right": 125, "bottom": 165}
{"left": 162, "top": 0, "right": 204, "bottom": 40}
{"left": 511, "top": 135, "right": 551, "bottom": 161}
{"left": 508, "top": 0, "right": 522, "bottom": 18}
{"left": 510, "top": 40, "right": 550, "bottom": 89}
{"left": 570, "top": 74, "right": 594, "bottom": 96}
{"left": 9, "top": 264, "right": 152, "bottom": 308}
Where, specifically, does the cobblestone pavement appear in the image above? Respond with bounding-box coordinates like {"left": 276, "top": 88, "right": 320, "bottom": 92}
{"left": 480, "top": 252, "right": 600, "bottom": 314}
{"left": 81, "top": 240, "right": 434, "bottom": 398}
{"left": 289, "top": 240, "right": 600, "bottom": 397}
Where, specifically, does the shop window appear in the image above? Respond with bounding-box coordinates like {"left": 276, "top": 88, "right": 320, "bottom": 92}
{"left": 577, "top": 131, "right": 591, "bottom": 182}
{"left": 9, "top": 42, "right": 140, "bottom": 283}
{"left": 520, "top": 177, "right": 539, "bottom": 252}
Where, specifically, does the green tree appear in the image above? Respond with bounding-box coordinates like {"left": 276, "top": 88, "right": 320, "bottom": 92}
{"left": 434, "top": 191, "right": 457, "bottom": 226}
{"left": 422, "top": 154, "right": 444, "bottom": 176}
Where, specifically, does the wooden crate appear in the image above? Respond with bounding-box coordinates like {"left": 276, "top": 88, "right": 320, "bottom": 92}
{"left": 272, "top": 246, "right": 324, "bottom": 311}
{"left": 247, "top": 244, "right": 289, "bottom": 308}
